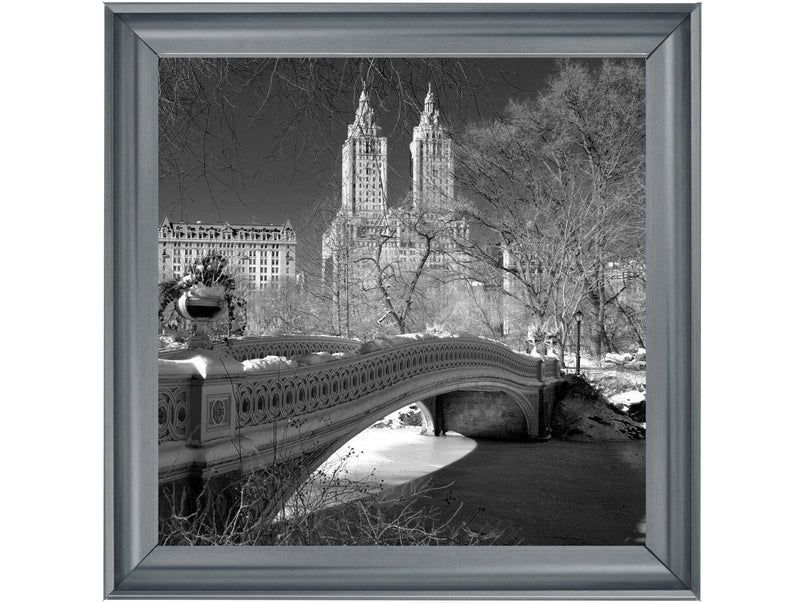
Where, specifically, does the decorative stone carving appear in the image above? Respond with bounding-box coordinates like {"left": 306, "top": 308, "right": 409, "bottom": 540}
{"left": 207, "top": 397, "right": 229, "bottom": 428}
{"left": 158, "top": 385, "right": 189, "bottom": 442}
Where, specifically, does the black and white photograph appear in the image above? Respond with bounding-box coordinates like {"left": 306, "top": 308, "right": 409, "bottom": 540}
{"left": 9, "top": 0, "right": 804, "bottom": 601}
{"left": 156, "top": 57, "right": 647, "bottom": 546}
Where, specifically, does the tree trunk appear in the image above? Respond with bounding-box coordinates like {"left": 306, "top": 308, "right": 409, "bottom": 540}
{"left": 596, "top": 275, "right": 608, "bottom": 357}
{"left": 588, "top": 248, "right": 613, "bottom": 360}
{"left": 334, "top": 281, "right": 342, "bottom": 336}
{"left": 616, "top": 300, "right": 645, "bottom": 348}
{"left": 556, "top": 319, "right": 567, "bottom": 365}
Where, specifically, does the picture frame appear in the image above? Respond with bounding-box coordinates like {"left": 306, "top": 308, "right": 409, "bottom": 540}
{"left": 105, "top": 2, "right": 700, "bottom": 599}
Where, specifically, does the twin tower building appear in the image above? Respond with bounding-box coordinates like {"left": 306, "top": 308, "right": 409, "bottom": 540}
{"left": 159, "top": 83, "right": 464, "bottom": 293}
{"left": 339, "top": 82, "right": 454, "bottom": 217}
{"left": 322, "top": 83, "right": 466, "bottom": 287}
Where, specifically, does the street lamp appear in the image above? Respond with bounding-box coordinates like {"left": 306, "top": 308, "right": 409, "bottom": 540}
{"left": 573, "top": 309, "right": 583, "bottom": 375}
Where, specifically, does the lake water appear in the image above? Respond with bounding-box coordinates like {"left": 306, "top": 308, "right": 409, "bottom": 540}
{"left": 321, "top": 426, "right": 475, "bottom": 487}
{"left": 318, "top": 424, "right": 646, "bottom": 545}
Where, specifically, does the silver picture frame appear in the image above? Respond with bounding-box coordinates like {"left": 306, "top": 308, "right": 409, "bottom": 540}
{"left": 105, "top": 3, "right": 700, "bottom": 598}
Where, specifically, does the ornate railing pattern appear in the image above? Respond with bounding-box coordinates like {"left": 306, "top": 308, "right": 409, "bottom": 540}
{"left": 158, "top": 337, "right": 559, "bottom": 444}
{"left": 158, "top": 380, "right": 191, "bottom": 442}
{"left": 159, "top": 335, "right": 361, "bottom": 362}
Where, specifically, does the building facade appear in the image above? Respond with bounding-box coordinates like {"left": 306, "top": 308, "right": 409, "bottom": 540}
{"left": 322, "top": 84, "right": 467, "bottom": 293}
{"left": 410, "top": 83, "right": 454, "bottom": 212}
{"left": 340, "top": 87, "right": 388, "bottom": 219}
{"left": 158, "top": 217, "right": 297, "bottom": 290}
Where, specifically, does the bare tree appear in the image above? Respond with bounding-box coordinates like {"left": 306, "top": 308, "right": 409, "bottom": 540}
{"left": 540, "top": 60, "right": 645, "bottom": 358}
{"left": 364, "top": 212, "right": 433, "bottom": 334}
{"left": 244, "top": 281, "right": 327, "bottom": 336}
{"left": 452, "top": 59, "right": 646, "bottom": 360}
{"left": 451, "top": 116, "right": 587, "bottom": 360}
{"left": 316, "top": 193, "right": 466, "bottom": 337}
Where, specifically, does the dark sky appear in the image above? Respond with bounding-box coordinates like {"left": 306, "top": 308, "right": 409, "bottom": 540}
{"left": 158, "top": 58, "right": 612, "bottom": 274}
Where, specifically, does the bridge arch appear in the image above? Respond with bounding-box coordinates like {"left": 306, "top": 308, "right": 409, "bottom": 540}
{"left": 296, "top": 376, "right": 542, "bottom": 488}
{"left": 158, "top": 336, "right": 562, "bottom": 494}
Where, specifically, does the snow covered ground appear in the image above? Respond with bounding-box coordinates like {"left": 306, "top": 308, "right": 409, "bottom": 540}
{"left": 564, "top": 348, "right": 647, "bottom": 370}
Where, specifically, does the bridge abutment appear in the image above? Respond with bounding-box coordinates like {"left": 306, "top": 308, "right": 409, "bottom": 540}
{"left": 418, "top": 382, "right": 564, "bottom": 441}
{"left": 540, "top": 381, "right": 562, "bottom": 440}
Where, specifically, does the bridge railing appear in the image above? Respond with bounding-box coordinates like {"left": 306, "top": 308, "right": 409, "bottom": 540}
{"left": 159, "top": 335, "right": 361, "bottom": 362}
{"left": 158, "top": 336, "right": 560, "bottom": 446}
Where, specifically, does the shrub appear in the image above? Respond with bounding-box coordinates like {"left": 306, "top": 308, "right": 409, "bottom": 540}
{"left": 159, "top": 454, "right": 507, "bottom": 546}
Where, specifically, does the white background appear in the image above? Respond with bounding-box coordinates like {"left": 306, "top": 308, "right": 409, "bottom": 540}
{"left": 1, "top": 1, "right": 801, "bottom": 601}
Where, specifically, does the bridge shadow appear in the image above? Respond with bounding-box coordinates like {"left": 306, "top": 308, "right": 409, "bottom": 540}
{"left": 392, "top": 436, "right": 646, "bottom": 546}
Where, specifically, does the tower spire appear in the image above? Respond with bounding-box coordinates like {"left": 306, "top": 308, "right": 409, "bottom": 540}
{"left": 425, "top": 82, "right": 434, "bottom": 107}
{"left": 411, "top": 81, "right": 453, "bottom": 210}
{"left": 342, "top": 78, "right": 388, "bottom": 216}
{"left": 359, "top": 78, "right": 368, "bottom": 102}
{"left": 349, "top": 80, "right": 378, "bottom": 137}
{"left": 419, "top": 82, "right": 439, "bottom": 126}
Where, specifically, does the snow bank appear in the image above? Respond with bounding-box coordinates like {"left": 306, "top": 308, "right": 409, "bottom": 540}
{"left": 158, "top": 358, "right": 203, "bottom": 377}
{"left": 609, "top": 390, "right": 646, "bottom": 407}
{"left": 158, "top": 348, "right": 244, "bottom": 378}
{"left": 356, "top": 329, "right": 473, "bottom": 354}
{"left": 242, "top": 355, "right": 298, "bottom": 372}
{"left": 369, "top": 404, "right": 423, "bottom": 430}
{"left": 604, "top": 352, "right": 634, "bottom": 364}
{"left": 603, "top": 350, "right": 646, "bottom": 369}
{"left": 242, "top": 350, "right": 361, "bottom": 371}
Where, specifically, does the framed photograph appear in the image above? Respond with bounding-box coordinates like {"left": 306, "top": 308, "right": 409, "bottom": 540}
{"left": 105, "top": 2, "right": 700, "bottom": 599}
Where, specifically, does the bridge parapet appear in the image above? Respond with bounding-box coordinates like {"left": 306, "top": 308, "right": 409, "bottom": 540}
{"left": 158, "top": 337, "right": 560, "bottom": 446}
{"left": 159, "top": 335, "right": 361, "bottom": 362}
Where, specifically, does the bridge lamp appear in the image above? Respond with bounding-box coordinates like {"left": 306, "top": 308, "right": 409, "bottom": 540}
{"left": 573, "top": 310, "right": 583, "bottom": 375}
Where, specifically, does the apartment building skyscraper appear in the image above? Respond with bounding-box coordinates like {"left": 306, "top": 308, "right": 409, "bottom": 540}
{"left": 322, "top": 83, "right": 466, "bottom": 294}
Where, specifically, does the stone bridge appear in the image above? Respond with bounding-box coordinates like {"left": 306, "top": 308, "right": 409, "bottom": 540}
{"left": 158, "top": 336, "right": 564, "bottom": 488}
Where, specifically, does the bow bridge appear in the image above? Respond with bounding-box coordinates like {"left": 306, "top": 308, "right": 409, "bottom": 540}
{"left": 158, "top": 335, "right": 565, "bottom": 488}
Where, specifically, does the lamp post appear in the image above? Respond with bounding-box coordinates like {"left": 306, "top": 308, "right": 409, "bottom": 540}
{"left": 573, "top": 310, "right": 583, "bottom": 375}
